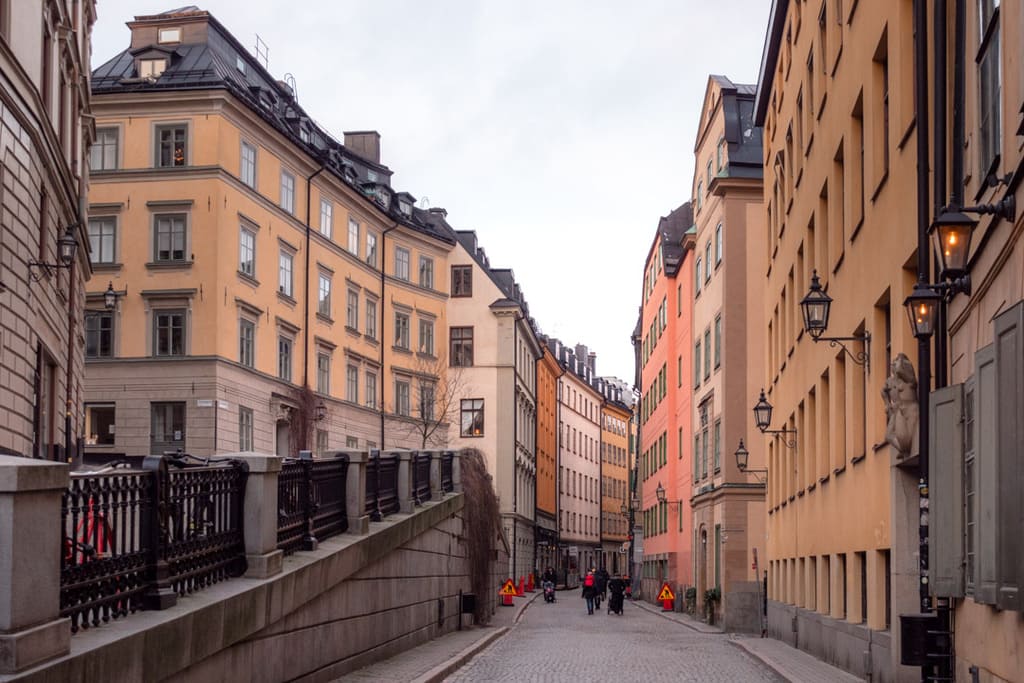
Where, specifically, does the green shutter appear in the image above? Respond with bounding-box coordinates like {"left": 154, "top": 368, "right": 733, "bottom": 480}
{"left": 929, "top": 384, "right": 964, "bottom": 597}
{"left": 994, "top": 302, "right": 1023, "bottom": 611}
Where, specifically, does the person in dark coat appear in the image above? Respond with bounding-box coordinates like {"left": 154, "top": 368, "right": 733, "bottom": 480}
{"left": 581, "top": 570, "right": 597, "bottom": 614}
{"left": 596, "top": 568, "right": 610, "bottom": 600}
{"left": 607, "top": 574, "right": 626, "bottom": 614}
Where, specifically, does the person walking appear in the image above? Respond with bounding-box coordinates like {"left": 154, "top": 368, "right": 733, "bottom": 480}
{"left": 581, "top": 570, "right": 597, "bottom": 615}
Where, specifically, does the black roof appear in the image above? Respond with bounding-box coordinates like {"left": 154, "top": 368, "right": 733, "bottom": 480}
{"left": 92, "top": 7, "right": 454, "bottom": 245}
{"left": 658, "top": 202, "right": 693, "bottom": 277}
{"left": 707, "top": 75, "right": 763, "bottom": 180}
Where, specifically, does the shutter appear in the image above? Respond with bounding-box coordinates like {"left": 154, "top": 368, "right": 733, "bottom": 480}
{"left": 994, "top": 302, "right": 1023, "bottom": 612}
{"left": 929, "top": 383, "right": 964, "bottom": 597}
{"left": 974, "top": 344, "right": 997, "bottom": 605}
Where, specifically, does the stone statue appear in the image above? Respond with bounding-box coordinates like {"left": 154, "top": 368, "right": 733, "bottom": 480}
{"left": 882, "top": 353, "right": 919, "bottom": 460}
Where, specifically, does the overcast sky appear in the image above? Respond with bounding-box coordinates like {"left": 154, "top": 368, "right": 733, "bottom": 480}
{"left": 91, "top": 1, "right": 771, "bottom": 384}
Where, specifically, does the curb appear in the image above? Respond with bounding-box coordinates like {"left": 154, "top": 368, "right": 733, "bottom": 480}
{"left": 630, "top": 599, "right": 727, "bottom": 635}
{"left": 727, "top": 639, "right": 794, "bottom": 683}
{"left": 412, "top": 626, "right": 509, "bottom": 683}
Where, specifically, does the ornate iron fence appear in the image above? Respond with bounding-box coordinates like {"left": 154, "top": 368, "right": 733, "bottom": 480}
{"left": 365, "top": 452, "right": 400, "bottom": 521}
{"left": 276, "top": 454, "right": 350, "bottom": 555}
{"left": 412, "top": 451, "right": 432, "bottom": 504}
{"left": 441, "top": 451, "right": 454, "bottom": 493}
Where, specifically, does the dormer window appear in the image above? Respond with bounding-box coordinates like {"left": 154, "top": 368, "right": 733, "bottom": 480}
{"left": 367, "top": 170, "right": 378, "bottom": 183}
{"left": 158, "top": 27, "right": 182, "bottom": 44}
{"left": 139, "top": 58, "right": 167, "bottom": 79}
{"left": 376, "top": 187, "right": 390, "bottom": 209}
{"left": 399, "top": 200, "right": 412, "bottom": 217}
{"left": 236, "top": 57, "right": 247, "bottom": 74}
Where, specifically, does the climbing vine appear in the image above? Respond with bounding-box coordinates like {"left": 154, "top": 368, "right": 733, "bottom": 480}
{"left": 460, "top": 448, "right": 501, "bottom": 625}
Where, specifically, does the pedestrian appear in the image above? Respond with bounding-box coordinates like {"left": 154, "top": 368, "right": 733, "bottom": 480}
{"left": 581, "top": 570, "right": 597, "bottom": 615}
{"left": 596, "top": 567, "right": 610, "bottom": 601}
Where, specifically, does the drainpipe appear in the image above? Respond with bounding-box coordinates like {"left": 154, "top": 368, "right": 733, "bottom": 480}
{"left": 65, "top": 255, "right": 75, "bottom": 464}
{"left": 511, "top": 315, "right": 520, "bottom": 581}
{"left": 303, "top": 166, "right": 326, "bottom": 389}
{"left": 379, "top": 221, "right": 399, "bottom": 449}
{"left": 934, "top": 0, "right": 949, "bottom": 389}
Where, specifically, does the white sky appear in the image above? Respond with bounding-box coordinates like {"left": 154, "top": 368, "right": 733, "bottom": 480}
{"left": 91, "top": 1, "right": 772, "bottom": 384}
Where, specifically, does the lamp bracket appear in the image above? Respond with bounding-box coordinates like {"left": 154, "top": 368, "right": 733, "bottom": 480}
{"left": 758, "top": 427, "right": 798, "bottom": 449}
{"left": 812, "top": 332, "right": 870, "bottom": 370}
{"left": 27, "top": 260, "right": 70, "bottom": 282}
{"left": 738, "top": 467, "right": 768, "bottom": 485}
{"left": 957, "top": 194, "right": 1016, "bottom": 223}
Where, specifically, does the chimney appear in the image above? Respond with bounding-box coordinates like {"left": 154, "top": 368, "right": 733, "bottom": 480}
{"left": 428, "top": 207, "right": 448, "bottom": 218}
{"left": 587, "top": 352, "right": 597, "bottom": 375}
{"left": 344, "top": 131, "right": 381, "bottom": 164}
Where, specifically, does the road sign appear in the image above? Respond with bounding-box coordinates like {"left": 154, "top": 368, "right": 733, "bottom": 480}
{"left": 499, "top": 579, "right": 518, "bottom": 596}
{"left": 657, "top": 583, "right": 675, "bottom": 601}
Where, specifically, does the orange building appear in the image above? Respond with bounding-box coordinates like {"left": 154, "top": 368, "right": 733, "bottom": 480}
{"left": 637, "top": 202, "right": 695, "bottom": 601}
{"left": 535, "top": 343, "right": 562, "bottom": 571}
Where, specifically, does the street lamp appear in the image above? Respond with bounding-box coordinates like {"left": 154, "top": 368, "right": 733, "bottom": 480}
{"left": 655, "top": 481, "right": 682, "bottom": 506}
{"left": 734, "top": 439, "right": 767, "bottom": 484}
{"left": 800, "top": 270, "right": 870, "bottom": 368}
{"left": 752, "top": 390, "right": 797, "bottom": 448}
{"left": 103, "top": 282, "right": 118, "bottom": 310}
{"left": 314, "top": 399, "right": 328, "bottom": 422}
{"left": 29, "top": 225, "right": 78, "bottom": 281}
{"left": 903, "top": 283, "right": 943, "bottom": 340}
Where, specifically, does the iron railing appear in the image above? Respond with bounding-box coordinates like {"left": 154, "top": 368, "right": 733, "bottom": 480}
{"left": 441, "top": 451, "right": 454, "bottom": 493}
{"left": 59, "top": 454, "right": 248, "bottom": 634}
{"left": 365, "top": 452, "right": 400, "bottom": 521}
{"left": 412, "top": 451, "right": 432, "bottom": 504}
{"left": 276, "top": 454, "right": 350, "bottom": 555}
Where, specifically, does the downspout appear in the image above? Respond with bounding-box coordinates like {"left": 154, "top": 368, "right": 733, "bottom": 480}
{"left": 934, "top": 0, "right": 949, "bottom": 388}
{"left": 65, "top": 254, "right": 75, "bottom": 463}
{"left": 303, "top": 166, "right": 326, "bottom": 389}
{"left": 379, "top": 221, "right": 399, "bottom": 449}
{"left": 512, "top": 317, "right": 518, "bottom": 580}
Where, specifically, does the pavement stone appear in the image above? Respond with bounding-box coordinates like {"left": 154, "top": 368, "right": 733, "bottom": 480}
{"left": 729, "top": 636, "right": 863, "bottom": 683}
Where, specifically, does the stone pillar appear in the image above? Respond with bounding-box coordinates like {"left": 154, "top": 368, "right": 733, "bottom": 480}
{"left": 0, "top": 455, "right": 71, "bottom": 674}
{"left": 427, "top": 449, "right": 442, "bottom": 499}
{"left": 224, "top": 452, "right": 284, "bottom": 579}
{"left": 452, "top": 449, "right": 463, "bottom": 492}
{"left": 343, "top": 449, "right": 369, "bottom": 534}
{"left": 396, "top": 450, "right": 414, "bottom": 513}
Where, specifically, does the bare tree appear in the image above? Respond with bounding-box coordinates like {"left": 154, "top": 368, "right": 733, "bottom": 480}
{"left": 396, "top": 353, "right": 469, "bottom": 449}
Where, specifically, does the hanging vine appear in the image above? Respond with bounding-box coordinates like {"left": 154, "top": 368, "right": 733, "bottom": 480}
{"left": 460, "top": 448, "right": 501, "bottom": 624}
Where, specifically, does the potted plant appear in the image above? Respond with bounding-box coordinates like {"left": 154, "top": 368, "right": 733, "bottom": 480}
{"left": 685, "top": 587, "right": 697, "bottom": 615}
{"left": 703, "top": 586, "right": 721, "bottom": 624}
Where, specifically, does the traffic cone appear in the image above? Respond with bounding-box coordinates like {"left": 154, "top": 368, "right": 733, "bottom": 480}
{"left": 502, "top": 592, "right": 514, "bottom": 606}
{"left": 516, "top": 576, "right": 524, "bottom": 596}
{"left": 526, "top": 573, "right": 535, "bottom": 592}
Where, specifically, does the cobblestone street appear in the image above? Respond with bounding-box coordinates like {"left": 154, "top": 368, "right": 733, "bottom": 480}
{"left": 444, "top": 595, "right": 783, "bottom": 682}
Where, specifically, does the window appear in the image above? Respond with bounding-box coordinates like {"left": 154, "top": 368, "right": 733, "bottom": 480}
{"left": 278, "top": 336, "right": 292, "bottom": 381}
{"left": 85, "top": 312, "right": 113, "bottom": 358}
{"left": 713, "top": 419, "right": 721, "bottom": 470}
{"left": 366, "top": 232, "right": 377, "bottom": 267}
{"left": 239, "top": 226, "right": 255, "bottom": 277}
{"left": 317, "top": 274, "right": 332, "bottom": 317}
{"left": 155, "top": 124, "right": 186, "bottom": 167}
{"left": 90, "top": 127, "right": 118, "bottom": 170}
{"left": 419, "top": 256, "right": 434, "bottom": 289}
{"left": 704, "top": 330, "right": 711, "bottom": 379}
{"left": 714, "top": 315, "right": 722, "bottom": 368}
{"left": 461, "top": 399, "right": 484, "bottom": 437}
{"left": 153, "top": 214, "right": 186, "bottom": 262}
{"left": 365, "top": 299, "right": 377, "bottom": 339}
{"left": 694, "top": 341, "right": 701, "bottom": 388}
{"left": 715, "top": 223, "right": 723, "bottom": 265}
{"left": 151, "top": 402, "right": 185, "bottom": 451}
{"left": 346, "top": 365, "right": 358, "bottom": 403}
{"left": 977, "top": 0, "right": 1001, "bottom": 178}
{"left": 419, "top": 381, "right": 435, "bottom": 421}
{"left": 278, "top": 250, "right": 293, "bottom": 297}
{"left": 695, "top": 258, "right": 702, "bottom": 293}
{"left": 394, "top": 246, "right": 410, "bottom": 280}
{"left": 394, "top": 311, "right": 410, "bottom": 349}
{"left": 153, "top": 310, "right": 185, "bottom": 356}
{"left": 140, "top": 58, "right": 167, "bottom": 79}
{"left": 280, "top": 170, "right": 295, "bottom": 214}
{"left": 696, "top": 181, "right": 703, "bottom": 209}
{"left": 316, "top": 430, "right": 328, "bottom": 458}
{"left": 317, "top": 353, "right": 330, "bottom": 394}
{"left": 395, "top": 379, "right": 411, "bottom": 416}
{"left": 704, "top": 243, "right": 712, "bottom": 282}
{"left": 158, "top": 27, "right": 182, "bottom": 43}
{"left": 238, "top": 407, "right": 253, "bottom": 451}
{"left": 346, "top": 289, "right": 358, "bottom": 329}
{"left": 348, "top": 218, "right": 359, "bottom": 254}
{"left": 85, "top": 404, "right": 115, "bottom": 446}
{"left": 319, "top": 199, "right": 333, "bottom": 238}
{"left": 717, "top": 137, "right": 727, "bottom": 171}
{"left": 365, "top": 372, "right": 377, "bottom": 409}
{"left": 452, "top": 265, "right": 472, "bottom": 296}
{"left": 346, "top": 436, "right": 358, "bottom": 449}
{"left": 240, "top": 141, "right": 256, "bottom": 188}
{"left": 451, "top": 327, "right": 474, "bottom": 366}
{"left": 706, "top": 159, "right": 713, "bottom": 186}
{"left": 419, "top": 318, "right": 435, "bottom": 356}
{"left": 239, "top": 318, "right": 255, "bottom": 367}
{"left": 87, "top": 217, "right": 116, "bottom": 265}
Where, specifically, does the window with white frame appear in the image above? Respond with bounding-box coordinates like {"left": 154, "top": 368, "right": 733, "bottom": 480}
{"left": 239, "top": 318, "right": 255, "bottom": 367}
{"left": 395, "top": 311, "right": 410, "bottom": 349}
{"left": 346, "top": 364, "right": 358, "bottom": 403}
{"left": 366, "top": 232, "right": 377, "bottom": 267}
{"left": 238, "top": 407, "right": 253, "bottom": 451}
{"left": 85, "top": 311, "right": 113, "bottom": 358}
{"left": 977, "top": 0, "right": 1001, "bottom": 178}
{"left": 318, "top": 273, "right": 332, "bottom": 317}
{"left": 394, "top": 246, "right": 410, "bottom": 280}
{"left": 278, "top": 335, "right": 292, "bottom": 381}
{"left": 153, "top": 214, "right": 186, "bottom": 262}
{"left": 419, "top": 318, "right": 435, "bottom": 356}
{"left": 346, "top": 289, "right": 358, "bottom": 329}
{"left": 240, "top": 141, "right": 257, "bottom": 188}
{"left": 153, "top": 310, "right": 186, "bottom": 356}
{"left": 365, "top": 371, "right": 377, "bottom": 409}
{"left": 239, "top": 226, "right": 256, "bottom": 277}
{"left": 715, "top": 223, "right": 723, "bottom": 265}
{"left": 419, "top": 256, "right": 434, "bottom": 289}
{"left": 155, "top": 124, "right": 186, "bottom": 167}
{"left": 88, "top": 217, "right": 116, "bottom": 264}
{"left": 278, "top": 250, "right": 293, "bottom": 297}
{"left": 695, "top": 257, "right": 702, "bottom": 293}
{"left": 84, "top": 404, "right": 115, "bottom": 446}
{"left": 90, "top": 128, "right": 118, "bottom": 171}
{"left": 461, "top": 399, "right": 484, "bottom": 437}
{"left": 319, "top": 199, "right": 333, "bottom": 238}
{"left": 317, "top": 352, "right": 330, "bottom": 394}
{"left": 158, "top": 27, "right": 182, "bottom": 43}
{"left": 365, "top": 298, "right": 377, "bottom": 339}
{"left": 280, "top": 170, "right": 295, "bottom": 214}
{"left": 394, "top": 378, "right": 411, "bottom": 416}
{"left": 348, "top": 218, "right": 359, "bottom": 255}
{"left": 419, "top": 381, "right": 435, "bottom": 421}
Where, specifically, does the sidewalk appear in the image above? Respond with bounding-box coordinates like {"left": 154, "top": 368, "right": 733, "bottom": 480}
{"left": 629, "top": 598, "right": 725, "bottom": 634}
{"left": 338, "top": 590, "right": 540, "bottom": 682}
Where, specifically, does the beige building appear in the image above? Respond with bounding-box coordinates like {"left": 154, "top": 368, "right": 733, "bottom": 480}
{"left": 444, "top": 227, "right": 541, "bottom": 582}
{"left": 754, "top": 1, "right": 922, "bottom": 679}
{"left": 84, "top": 8, "right": 454, "bottom": 460}
{"left": 0, "top": 0, "right": 96, "bottom": 461}
{"left": 688, "top": 75, "right": 766, "bottom": 630}
{"left": 598, "top": 381, "right": 631, "bottom": 574}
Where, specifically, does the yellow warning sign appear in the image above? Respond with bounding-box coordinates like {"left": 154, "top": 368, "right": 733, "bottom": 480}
{"left": 657, "top": 583, "right": 675, "bottom": 601}
{"left": 499, "top": 579, "right": 518, "bottom": 596}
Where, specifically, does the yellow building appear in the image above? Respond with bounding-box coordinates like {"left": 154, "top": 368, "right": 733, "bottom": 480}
{"left": 599, "top": 386, "right": 632, "bottom": 574}
{"left": 83, "top": 8, "right": 454, "bottom": 459}
{"left": 535, "top": 345, "right": 563, "bottom": 572}
{"left": 754, "top": 1, "right": 922, "bottom": 679}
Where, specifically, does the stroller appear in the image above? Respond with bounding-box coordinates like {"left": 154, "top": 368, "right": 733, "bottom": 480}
{"left": 607, "top": 576, "right": 626, "bottom": 615}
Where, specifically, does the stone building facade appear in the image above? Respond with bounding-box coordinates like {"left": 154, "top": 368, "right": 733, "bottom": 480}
{"left": 0, "top": 0, "right": 96, "bottom": 461}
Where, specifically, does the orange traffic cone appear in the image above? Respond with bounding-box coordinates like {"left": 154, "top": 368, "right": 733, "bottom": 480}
{"left": 526, "top": 573, "right": 535, "bottom": 592}
{"left": 516, "top": 576, "right": 525, "bottom": 596}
